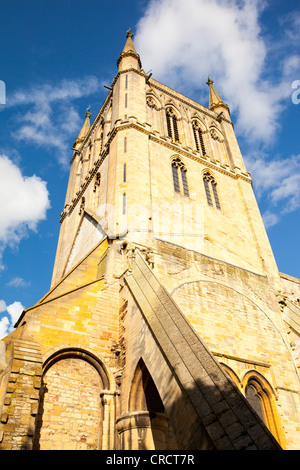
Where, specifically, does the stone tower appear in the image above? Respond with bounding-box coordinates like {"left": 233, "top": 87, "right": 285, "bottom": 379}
{"left": 1, "top": 32, "right": 300, "bottom": 451}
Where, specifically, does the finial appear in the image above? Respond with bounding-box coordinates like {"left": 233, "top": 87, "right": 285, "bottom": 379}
{"left": 206, "top": 76, "right": 214, "bottom": 86}
{"left": 85, "top": 105, "right": 91, "bottom": 117}
{"left": 126, "top": 28, "right": 134, "bottom": 39}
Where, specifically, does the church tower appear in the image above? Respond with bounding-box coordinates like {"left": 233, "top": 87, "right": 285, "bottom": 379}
{"left": 1, "top": 32, "right": 300, "bottom": 451}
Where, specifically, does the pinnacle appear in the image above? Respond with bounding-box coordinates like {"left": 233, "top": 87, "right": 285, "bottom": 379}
{"left": 117, "top": 30, "right": 142, "bottom": 71}
{"left": 206, "top": 77, "right": 229, "bottom": 113}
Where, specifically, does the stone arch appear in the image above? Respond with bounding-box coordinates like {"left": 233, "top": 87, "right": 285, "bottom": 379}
{"left": 219, "top": 363, "right": 241, "bottom": 388}
{"left": 209, "top": 125, "right": 228, "bottom": 164}
{"left": 201, "top": 167, "right": 219, "bottom": 184}
{"left": 146, "top": 91, "right": 161, "bottom": 111}
{"left": 43, "top": 346, "right": 110, "bottom": 390}
{"left": 128, "top": 358, "right": 164, "bottom": 413}
{"left": 170, "top": 279, "right": 294, "bottom": 368}
{"left": 165, "top": 100, "right": 180, "bottom": 117}
{"left": 191, "top": 114, "right": 207, "bottom": 132}
{"left": 116, "top": 358, "right": 169, "bottom": 450}
{"left": 33, "top": 347, "right": 113, "bottom": 450}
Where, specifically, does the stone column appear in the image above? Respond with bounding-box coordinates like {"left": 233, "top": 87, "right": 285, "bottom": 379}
{"left": 116, "top": 411, "right": 169, "bottom": 450}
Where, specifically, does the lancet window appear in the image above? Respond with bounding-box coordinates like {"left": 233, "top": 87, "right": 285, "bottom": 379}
{"left": 221, "top": 365, "right": 284, "bottom": 447}
{"left": 172, "top": 157, "right": 189, "bottom": 197}
{"left": 203, "top": 172, "right": 220, "bottom": 209}
{"left": 166, "top": 107, "right": 180, "bottom": 143}
{"left": 243, "top": 373, "right": 283, "bottom": 446}
{"left": 192, "top": 121, "right": 206, "bottom": 155}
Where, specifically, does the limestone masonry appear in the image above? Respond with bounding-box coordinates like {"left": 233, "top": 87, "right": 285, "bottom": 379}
{"left": 0, "top": 32, "right": 299, "bottom": 450}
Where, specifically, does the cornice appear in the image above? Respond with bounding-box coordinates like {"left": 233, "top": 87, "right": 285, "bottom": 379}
{"left": 148, "top": 79, "right": 233, "bottom": 127}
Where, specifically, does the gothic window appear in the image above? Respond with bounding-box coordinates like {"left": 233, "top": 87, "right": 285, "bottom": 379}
{"left": 245, "top": 382, "right": 266, "bottom": 423}
{"left": 166, "top": 107, "right": 180, "bottom": 143}
{"left": 172, "top": 157, "right": 189, "bottom": 197}
{"left": 242, "top": 372, "right": 283, "bottom": 446}
{"left": 203, "top": 172, "right": 220, "bottom": 209}
{"left": 192, "top": 121, "right": 206, "bottom": 155}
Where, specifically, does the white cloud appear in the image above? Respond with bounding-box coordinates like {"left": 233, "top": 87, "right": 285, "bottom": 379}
{"left": 0, "top": 300, "right": 24, "bottom": 339}
{"left": 262, "top": 210, "right": 279, "bottom": 229}
{"left": 135, "top": 0, "right": 300, "bottom": 142}
{"left": 0, "top": 316, "right": 10, "bottom": 340}
{"left": 6, "top": 277, "right": 31, "bottom": 288}
{"left": 7, "top": 76, "right": 101, "bottom": 167}
{"left": 246, "top": 153, "right": 300, "bottom": 225}
{"left": 0, "top": 154, "right": 50, "bottom": 267}
{"left": 134, "top": 0, "right": 300, "bottom": 229}
{"left": 6, "top": 301, "right": 24, "bottom": 325}
{"left": 0, "top": 300, "right": 7, "bottom": 313}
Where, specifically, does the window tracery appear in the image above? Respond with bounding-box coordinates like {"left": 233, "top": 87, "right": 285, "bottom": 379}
{"left": 171, "top": 157, "right": 189, "bottom": 197}
{"left": 146, "top": 96, "right": 159, "bottom": 110}
{"left": 192, "top": 121, "right": 206, "bottom": 155}
{"left": 203, "top": 172, "right": 221, "bottom": 209}
{"left": 242, "top": 373, "right": 283, "bottom": 446}
{"left": 166, "top": 107, "right": 180, "bottom": 143}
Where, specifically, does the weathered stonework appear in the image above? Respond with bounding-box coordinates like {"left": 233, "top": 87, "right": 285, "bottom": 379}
{"left": 0, "top": 32, "right": 299, "bottom": 450}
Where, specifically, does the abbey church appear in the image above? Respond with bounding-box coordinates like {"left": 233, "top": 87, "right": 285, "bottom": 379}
{"left": 0, "top": 32, "right": 300, "bottom": 450}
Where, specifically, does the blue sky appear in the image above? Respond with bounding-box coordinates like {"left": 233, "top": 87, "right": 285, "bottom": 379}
{"left": 0, "top": 0, "right": 299, "bottom": 338}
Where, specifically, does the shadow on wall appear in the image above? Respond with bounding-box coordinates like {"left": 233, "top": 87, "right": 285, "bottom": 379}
{"left": 29, "top": 354, "right": 283, "bottom": 450}
{"left": 115, "top": 358, "right": 283, "bottom": 451}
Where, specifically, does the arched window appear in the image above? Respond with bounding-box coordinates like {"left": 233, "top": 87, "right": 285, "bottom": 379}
{"left": 172, "top": 157, "right": 189, "bottom": 197}
{"left": 242, "top": 372, "right": 285, "bottom": 448}
{"left": 245, "top": 380, "right": 266, "bottom": 424}
{"left": 203, "top": 172, "right": 220, "bottom": 209}
{"left": 166, "top": 107, "right": 180, "bottom": 143}
{"left": 192, "top": 121, "right": 206, "bottom": 155}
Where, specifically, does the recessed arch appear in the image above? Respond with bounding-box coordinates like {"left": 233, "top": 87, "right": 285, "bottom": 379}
{"left": 43, "top": 346, "right": 110, "bottom": 390}
{"left": 129, "top": 358, "right": 164, "bottom": 413}
{"left": 209, "top": 125, "right": 224, "bottom": 142}
{"left": 165, "top": 100, "right": 180, "bottom": 116}
{"left": 146, "top": 92, "right": 161, "bottom": 110}
{"left": 241, "top": 370, "right": 285, "bottom": 447}
{"left": 34, "top": 346, "right": 112, "bottom": 450}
